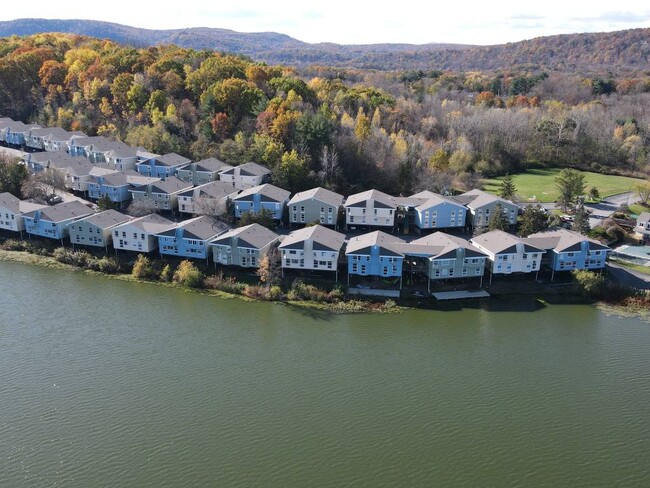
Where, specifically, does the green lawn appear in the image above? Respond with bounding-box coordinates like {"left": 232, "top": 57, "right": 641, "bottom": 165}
{"left": 628, "top": 203, "right": 650, "bottom": 217}
{"left": 484, "top": 168, "right": 644, "bottom": 203}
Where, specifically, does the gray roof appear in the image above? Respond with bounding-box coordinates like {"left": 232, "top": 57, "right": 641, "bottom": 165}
{"left": 470, "top": 230, "right": 543, "bottom": 254}
{"left": 279, "top": 224, "right": 345, "bottom": 252}
{"left": 178, "top": 181, "right": 239, "bottom": 200}
{"left": 69, "top": 136, "right": 106, "bottom": 147}
{"left": 525, "top": 228, "right": 610, "bottom": 253}
{"left": 344, "top": 189, "right": 397, "bottom": 209}
{"left": 116, "top": 213, "right": 174, "bottom": 233}
{"left": 288, "top": 187, "right": 344, "bottom": 207}
{"left": 66, "top": 160, "right": 116, "bottom": 178}
{"left": 210, "top": 223, "right": 280, "bottom": 249}
{"left": 78, "top": 209, "right": 133, "bottom": 230}
{"left": 409, "top": 191, "right": 466, "bottom": 212}
{"left": 26, "top": 151, "right": 83, "bottom": 167}
{"left": 219, "top": 162, "right": 271, "bottom": 177}
{"left": 637, "top": 212, "right": 650, "bottom": 223}
{"left": 0, "top": 192, "right": 43, "bottom": 215}
{"left": 156, "top": 216, "right": 230, "bottom": 240}
{"left": 193, "top": 158, "right": 232, "bottom": 173}
{"left": 131, "top": 176, "right": 192, "bottom": 195}
{"left": 155, "top": 152, "right": 191, "bottom": 167}
{"left": 455, "top": 189, "right": 519, "bottom": 211}
{"left": 411, "top": 232, "right": 487, "bottom": 259}
{"left": 5, "top": 121, "right": 41, "bottom": 133}
{"left": 42, "top": 128, "right": 87, "bottom": 141}
{"left": 24, "top": 200, "right": 94, "bottom": 222}
{"left": 346, "top": 230, "right": 405, "bottom": 256}
{"left": 233, "top": 183, "right": 290, "bottom": 203}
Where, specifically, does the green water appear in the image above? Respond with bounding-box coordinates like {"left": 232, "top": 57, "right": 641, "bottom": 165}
{"left": 0, "top": 261, "right": 649, "bottom": 487}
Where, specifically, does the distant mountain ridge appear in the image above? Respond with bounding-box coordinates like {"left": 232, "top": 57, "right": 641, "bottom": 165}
{"left": 0, "top": 18, "right": 649, "bottom": 73}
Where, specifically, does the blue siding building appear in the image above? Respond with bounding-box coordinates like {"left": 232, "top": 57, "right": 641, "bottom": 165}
{"left": 408, "top": 190, "right": 467, "bottom": 230}
{"left": 136, "top": 153, "right": 190, "bottom": 179}
{"left": 345, "top": 231, "right": 406, "bottom": 288}
{"left": 156, "top": 216, "right": 230, "bottom": 260}
{"left": 232, "top": 184, "right": 290, "bottom": 220}
{"left": 525, "top": 228, "right": 610, "bottom": 279}
{"left": 23, "top": 201, "right": 94, "bottom": 240}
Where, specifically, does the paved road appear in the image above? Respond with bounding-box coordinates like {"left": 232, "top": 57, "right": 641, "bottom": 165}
{"left": 525, "top": 191, "right": 639, "bottom": 229}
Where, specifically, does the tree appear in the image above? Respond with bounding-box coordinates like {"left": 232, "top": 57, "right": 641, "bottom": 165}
{"left": 0, "top": 156, "right": 29, "bottom": 196}
{"left": 127, "top": 198, "right": 158, "bottom": 217}
{"left": 555, "top": 168, "right": 586, "bottom": 212}
{"left": 518, "top": 205, "right": 549, "bottom": 237}
{"left": 498, "top": 173, "right": 516, "bottom": 200}
{"left": 572, "top": 202, "right": 591, "bottom": 235}
{"left": 588, "top": 186, "right": 600, "bottom": 202}
{"left": 257, "top": 246, "right": 281, "bottom": 287}
{"left": 97, "top": 195, "right": 117, "bottom": 211}
{"left": 488, "top": 203, "right": 509, "bottom": 231}
{"left": 238, "top": 208, "right": 274, "bottom": 229}
{"left": 21, "top": 170, "right": 67, "bottom": 204}
{"left": 635, "top": 181, "right": 650, "bottom": 205}
{"left": 273, "top": 149, "right": 311, "bottom": 193}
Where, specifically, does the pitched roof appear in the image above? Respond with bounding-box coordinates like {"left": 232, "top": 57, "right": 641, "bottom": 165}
{"left": 525, "top": 228, "right": 610, "bottom": 253}
{"left": 78, "top": 209, "right": 133, "bottom": 229}
{"left": 279, "top": 224, "right": 345, "bottom": 252}
{"left": 24, "top": 200, "right": 94, "bottom": 222}
{"left": 346, "top": 230, "right": 405, "bottom": 256}
{"left": 219, "top": 161, "right": 271, "bottom": 177}
{"left": 411, "top": 232, "right": 487, "bottom": 259}
{"left": 233, "top": 183, "right": 290, "bottom": 203}
{"left": 178, "top": 180, "right": 239, "bottom": 200}
{"left": 155, "top": 152, "right": 191, "bottom": 167}
{"left": 637, "top": 212, "right": 650, "bottom": 223}
{"left": 455, "top": 189, "right": 519, "bottom": 210}
{"left": 408, "top": 191, "right": 466, "bottom": 212}
{"left": 344, "top": 189, "right": 397, "bottom": 209}
{"left": 288, "top": 187, "right": 344, "bottom": 207}
{"left": 156, "top": 215, "right": 230, "bottom": 240}
{"left": 193, "top": 157, "right": 232, "bottom": 173}
{"left": 470, "top": 230, "right": 543, "bottom": 254}
{"left": 117, "top": 213, "right": 174, "bottom": 233}
{"left": 210, "top": 223, "right": 280, "bottom": 249}
{"left": 0, "top": 192, "right": 21, "bottom": 212}
{"left": 131, "top": 176, "right": 192, "bottom": 195}
{"left": 4, "top": 121, "right": 41, "bottom": 133}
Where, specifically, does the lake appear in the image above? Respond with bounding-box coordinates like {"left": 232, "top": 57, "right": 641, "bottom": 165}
{"left": 1, "top": 260, "right": 649, "bottom": 487}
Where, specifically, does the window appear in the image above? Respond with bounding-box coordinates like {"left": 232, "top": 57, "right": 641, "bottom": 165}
{"left": 360, "top": 264, "right": 366, "bottom": 274}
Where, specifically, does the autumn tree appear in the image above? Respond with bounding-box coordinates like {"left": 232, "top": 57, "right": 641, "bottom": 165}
{"left": 21, "top": 170, "right": 67, "bottom": 204}
{"left": 273, "top": 150, "right": 311, "bottom": 193}
{"left": 257, "top": 246, "right": 281, "bottom": 287}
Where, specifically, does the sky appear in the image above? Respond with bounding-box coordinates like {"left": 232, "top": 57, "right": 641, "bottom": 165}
{"left": 3, "top": 1, "right": 650, "bottom": 45}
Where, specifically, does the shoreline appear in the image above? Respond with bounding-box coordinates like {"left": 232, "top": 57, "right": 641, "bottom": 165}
{"left": 2, "top": 247, "right": 648, "bottom": 318}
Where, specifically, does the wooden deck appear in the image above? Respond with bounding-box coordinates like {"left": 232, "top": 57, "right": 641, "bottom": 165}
{"left": 432, "top": 290, "right": 490, "bottom": 301}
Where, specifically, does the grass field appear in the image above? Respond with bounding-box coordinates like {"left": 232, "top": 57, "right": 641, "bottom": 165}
{"left": 628, "top": 203, "right": 650, "bottom": 217}
{"left": 484, "top": 168, "right": 644, "bottom": 203}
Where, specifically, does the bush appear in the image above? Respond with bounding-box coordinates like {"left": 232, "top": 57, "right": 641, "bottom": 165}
{"left": 172, "top": 260, "right": 204, "bottom": 288}
{"left": 95, "top": 256, "right": 121, "bottom": 274}
{"left": 53, "top": 247, "right": 92, "bottom": 267}
{"left": 204, "top": 272, "right": 246, "bottom": 294}
{"left": 572, "top": 270, "right": 604, "bottom": 298}
{"left": 160, "top": 264, "right": 174, "bottom": 282}
{"left": 131, "top": 254, "right": 158, "bottom": 280}
{"left": 268, "top": 285, "right": 285, "bottom": 301}
{"left": 287, "top": 280, "right": 331, "bottom": 302}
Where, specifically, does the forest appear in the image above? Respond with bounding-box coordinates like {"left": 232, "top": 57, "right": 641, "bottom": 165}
{"left": 0, "top": 33, "right": 649, "bottom": 197}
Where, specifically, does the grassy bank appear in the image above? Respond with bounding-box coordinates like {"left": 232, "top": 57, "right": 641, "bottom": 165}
{"left": 484, "top": 168, "right": 643, "bottom": 202}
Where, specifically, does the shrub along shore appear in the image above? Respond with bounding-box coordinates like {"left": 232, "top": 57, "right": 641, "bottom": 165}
{"left": 1, "top": 236, "right": 647, "bottom": 315}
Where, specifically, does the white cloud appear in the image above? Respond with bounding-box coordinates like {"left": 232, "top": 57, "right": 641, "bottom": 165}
{"left": 4, "top": 0, "right": 650, "bottom": 45}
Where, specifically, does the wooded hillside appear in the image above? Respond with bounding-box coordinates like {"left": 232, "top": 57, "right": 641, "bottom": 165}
{"left": 0, "top": 33, "right": 648, "bottom": 197}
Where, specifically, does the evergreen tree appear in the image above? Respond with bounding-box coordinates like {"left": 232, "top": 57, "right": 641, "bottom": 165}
{"left": 498, "top": 173, "right": 516, "bottom": 200}
{"left": 518, "top": 205, "right": 549, "bottom": 236}
{"left": 572, "top": 202, "right": 591, "bottom": 235}
{"left": 488, "top": 203, "right": 509, "bottom": 231}
{"left": 555, "top": 168, "right": 586, "bottom": 212}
